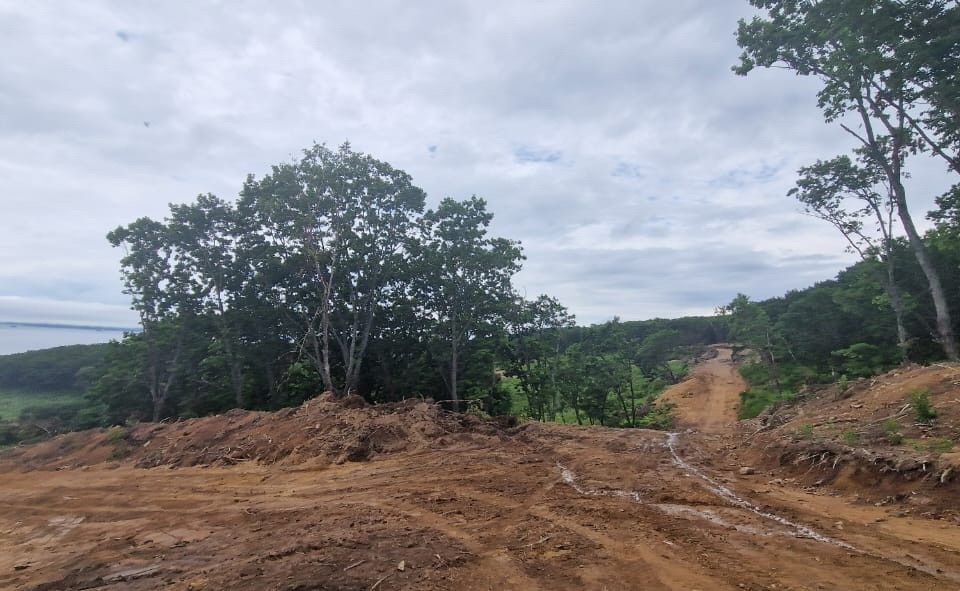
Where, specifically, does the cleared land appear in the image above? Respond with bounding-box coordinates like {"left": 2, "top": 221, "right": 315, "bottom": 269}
{"left": 1, "top": 346, "right": 958, "bottom": 590}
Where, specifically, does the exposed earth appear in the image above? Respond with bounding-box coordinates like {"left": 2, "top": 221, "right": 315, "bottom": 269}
{"left": 2, "top": 346, "right": 958, "bottom": 590}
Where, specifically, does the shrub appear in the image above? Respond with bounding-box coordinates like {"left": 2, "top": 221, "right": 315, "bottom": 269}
{"left": 738, "top": 387, "right": 793, "bottom": 420}
{"left": 106, "top": 426, "right": 128, "bottom": 444}
{"left": 910, "top": 389, "right": 937, "bottom": 424}
{"left": 882, "top": 419, "right": 903, "bottom": 445}
{"left": 841, "top": 430, "right": 859, "bottom": 445}
{"left": 637, "top": 404, "right": 675, "bottom": 430}
{"left": 837, "top": 374, "right": 850, "bottom": 393}
{"left": 798, "top": 423, "right": 815, "bottom": 440}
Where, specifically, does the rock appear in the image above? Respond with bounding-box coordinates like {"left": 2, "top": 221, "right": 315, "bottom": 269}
{"left": 738, "top": 467, "right": 755, "bottom": 475}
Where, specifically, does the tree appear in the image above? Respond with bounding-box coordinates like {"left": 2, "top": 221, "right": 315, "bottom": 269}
{"left": 736, "top": 0, "right": 959, "bottom": 359}
{"left": 724, "top": 294, "right": 786, "bottom": 393}
{"left": 240, "top": 143, "right": 426, "bottom": 396}
{"left": 167, "top": 194, "right": 248, "bottom": 407}
{"left": 409, "top": 197, "right": 524, "bottom": 410}
{"left": 790, "top": 154, "right": 910, "bottom": 353}
{"left": 508, "top": 295, "right": 575, "bottom": 421}
{"left": 107, "top": 218, "right": 192, "bottom": 421}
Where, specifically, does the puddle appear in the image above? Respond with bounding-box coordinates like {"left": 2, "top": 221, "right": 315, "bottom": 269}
{"left": 663, "top": 432, "right": 856, "bottom": 549}
{"left": 557, "top": 462, "right": 641, "bottom": 502}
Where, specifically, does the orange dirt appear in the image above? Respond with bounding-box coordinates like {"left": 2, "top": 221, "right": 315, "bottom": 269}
{"left": 1, "top": 346, "right": 959, "bottom": 590}
{"left": 659, "top": 345, "right": 745, "bottom": 432}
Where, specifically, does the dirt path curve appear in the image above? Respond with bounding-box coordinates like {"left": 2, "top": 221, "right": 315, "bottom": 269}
{"left": 659, "top": 345, "right": 745, "bottom": 432}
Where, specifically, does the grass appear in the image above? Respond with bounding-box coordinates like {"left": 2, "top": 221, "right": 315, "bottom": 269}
{"left": 738, "top": 387, "right": 794, "bottom": 420}
{"left": 0, "top": 388, "right": 82, "bottom": 422}
{"left": 905, "top": 438, "right": 954, "bottom": 453}
{"left": 841, "top": 430, "right": 859, "bottom": 445}
{"left": 882, "top": 419, "right": 903, "bottom": 445}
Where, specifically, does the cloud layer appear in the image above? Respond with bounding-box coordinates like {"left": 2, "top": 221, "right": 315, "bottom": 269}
{"left": 0, "top": 1, "right": 953, "bottom": 326}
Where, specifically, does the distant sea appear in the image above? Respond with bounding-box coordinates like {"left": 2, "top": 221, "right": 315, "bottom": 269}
{"left": 0, "top": 323, "right": 132, "bottom": 356}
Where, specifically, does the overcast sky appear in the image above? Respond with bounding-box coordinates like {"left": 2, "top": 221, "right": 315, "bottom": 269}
{"left": 0, "top": 1, "right": 954, "bottom": 327}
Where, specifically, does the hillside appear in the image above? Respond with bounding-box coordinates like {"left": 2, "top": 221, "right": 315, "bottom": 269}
{"left": 2, "top": 346, "right": 958, "bottom": 590}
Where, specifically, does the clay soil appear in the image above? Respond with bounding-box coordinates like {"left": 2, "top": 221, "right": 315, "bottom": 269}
{"left": 2, "top": 347, "right": 959, "bottom": 590}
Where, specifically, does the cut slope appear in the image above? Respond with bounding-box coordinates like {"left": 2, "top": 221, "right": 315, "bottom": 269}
{"left": 740, "top": 363, "right": 960, "bottom": 508}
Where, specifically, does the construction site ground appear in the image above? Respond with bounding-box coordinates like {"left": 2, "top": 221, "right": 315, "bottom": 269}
{"left": 2, "top": 346, "right": 958, "bottom": 590}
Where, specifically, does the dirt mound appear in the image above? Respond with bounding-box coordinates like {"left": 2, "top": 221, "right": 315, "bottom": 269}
{"left": 740, "top": 364, "right": 960, "bottom": 512}
{"left": 0, "top": 395, "right": 511, "bottom": 471}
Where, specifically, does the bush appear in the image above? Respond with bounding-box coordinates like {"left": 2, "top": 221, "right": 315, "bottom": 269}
{"left": 798, "top": 423, "right": 815, "bottom": 440}
{"left": 841, "top": 430, "right": 859, "bottom": 445}
{"left": 637, "top": 404, "right": 675, "bottom": 430}
{"left": 831, "top": 343, "right": 887, "bottom": 378}
{"left": 738, "top": 387, "right": 793, "bottom": 420}
{"left": 882, "top": 419, "right": 903, "bottom": 445}
{"left": 910, "top": 389, "right": 937, "bottom": 424}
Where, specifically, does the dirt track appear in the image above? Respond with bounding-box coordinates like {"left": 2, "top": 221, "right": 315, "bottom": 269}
{"left": 2, "top": 346, "right": 959, "bottom": 590}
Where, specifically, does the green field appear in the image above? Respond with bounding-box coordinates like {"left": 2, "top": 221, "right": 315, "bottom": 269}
{"left": 0, "top": 389, "right": 82, "bottom": 423}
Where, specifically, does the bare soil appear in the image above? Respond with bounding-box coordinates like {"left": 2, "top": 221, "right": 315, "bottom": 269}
{"left": 1, "top": 347, "right": 958, "bottom": 590}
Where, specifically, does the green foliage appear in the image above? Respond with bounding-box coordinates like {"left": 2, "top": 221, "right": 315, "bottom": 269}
{"left": 841, "top": 430, "right": 860, "bottom": 446}
{"left": 797, "top": 423, "right": 815, "bottom": 440}
{"left": 910, "top": 388, "right": 938, "bottom": 424}
{"left": 906, "top": 438, "right": 954, "bottom": 453}
{"left": 738, "top": 387, "right": 793, "bottom": 420}
{"left": 106, "top": 426, "right": 128, "bottom": 444}
{"left": 0, "top": 389, "right": 80, "bottom": 423}
{"left": 736, "top": 0, "right": 960, "bottom": 361}
{"left": 831, "top": 343, "right": 888, "bottom": 378}
{"left": 883, "top": 419, "right": 904, "bottom": 445}
{"left": 636, "top": 403, "right": 675, "bottom": 430}
{"left": 0, "top": 344, "right": 109, "bottom": 392}
{"left": 837, "top": 374, "right": 849, "bottom": 393}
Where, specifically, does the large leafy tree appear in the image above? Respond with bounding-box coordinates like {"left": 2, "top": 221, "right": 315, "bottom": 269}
{"left": 167, "top": 194, "right": 248, "bottom": 407}
{"left": 736, "top": 0, "right": 960, "bottom": 359}
{"left": 409, "top": 197, "right": 523, "bottom": 410}
{"left": 240, "top": 143, "right": 426, "bottom": 396}
{"left": 107, "top": 218, "right": 193, "bottom": 420}
{"left": 508, "top": 294, "right": 576, "bottom": 421}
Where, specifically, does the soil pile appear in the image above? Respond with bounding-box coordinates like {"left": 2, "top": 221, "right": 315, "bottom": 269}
{"left": 0, "top": 394, "right": 512, "bottom": 471}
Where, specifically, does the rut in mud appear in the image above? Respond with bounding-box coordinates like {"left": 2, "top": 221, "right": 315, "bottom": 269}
{"left": 1, "top": 345, "right": 959, "bottom": 590}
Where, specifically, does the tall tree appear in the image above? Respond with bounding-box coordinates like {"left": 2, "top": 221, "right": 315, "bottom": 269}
{"left": 240, "top": 143, "right": 426, "bottom": 396}
{"left": 790, "top": 154, "right": 910, "bottom": 353}
{"left": 167, "top": 194, "right": 247, "bottom": 407}
{"left": 409, "top": 197, "right": 523, "bottom": 410}
{"left": 736, "top": 0, "right": 959, "bottom": 359}
{"left": 508, "top": 294, "right": 576, "bottom": 421}
{"left": 107, "top": 218, "right": 192, "bottom": 420}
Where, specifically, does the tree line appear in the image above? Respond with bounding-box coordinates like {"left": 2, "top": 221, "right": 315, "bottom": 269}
{"left": 85, "top": 143, "right": 717, "bottom": 426}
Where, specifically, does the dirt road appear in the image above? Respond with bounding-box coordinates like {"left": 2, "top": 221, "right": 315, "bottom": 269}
{"left": 659, "top": 345, "right": 744, "bottom": 432}
{"left": 2, "top": 346, "right": 958, "bottom": 590}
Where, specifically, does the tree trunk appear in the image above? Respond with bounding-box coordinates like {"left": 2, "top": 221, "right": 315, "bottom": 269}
{"left": 883, "top": 255, "right": 910, "bottom": 358}
{"left": 449, "top": 335, "right": 460, "bottom": 411}
{"left": 891, "top": 182, "right": 958, "bottom": 360}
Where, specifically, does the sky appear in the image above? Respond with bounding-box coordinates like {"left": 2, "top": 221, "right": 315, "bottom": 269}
{"left": 0, "top": 1, "right": 955, "bottom": 328}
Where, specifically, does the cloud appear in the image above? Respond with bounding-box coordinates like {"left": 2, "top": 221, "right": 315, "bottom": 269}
{"left": 0, "top": 1, "right": 954, "bottom": 326}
